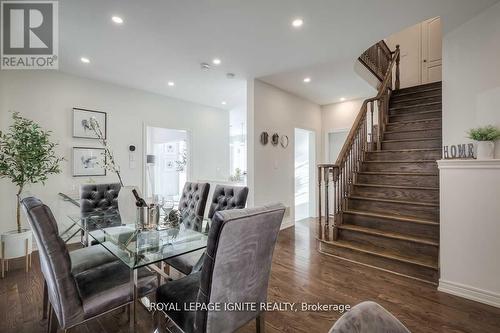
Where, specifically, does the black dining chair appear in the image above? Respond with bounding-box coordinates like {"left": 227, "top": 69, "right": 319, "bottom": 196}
{"left": 22, "top": 197, "right": 157, "bottom": 332}
{"left": 165, "top": 184, "right": 248, "bottom": 275}
{"left": 156, "top": 203, "right": 285, "bottom": 333}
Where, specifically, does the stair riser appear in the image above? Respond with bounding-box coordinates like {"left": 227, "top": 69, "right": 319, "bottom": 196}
{"left": 389, "top": 110, "right": 441, "bottom": 122}
{"left": 343, "top": 213, "right": 439, "bottom": 240}
{"left": 348, "top": 198, "right": 439, "bottom": 220}
{"left": 362, "top": 161, "right": 438, "bottom": 173}
{"left": 365, "top": 149, "right": 441, "bottom": 161}
{"left": 352, "top": 186, "right": 439, "bottom": 202}
{"left": 384, "top": 129, "right": 442, "bottom": 141}
{"left": 386, "top": 119, "right": 442, "bottom": 131}
{"left": 339, "top": 229, "right": 439, "bottom": 260}
{"left": 390, "top": 95, "right": 441, "bottom": 108}
{"left": 392, "top": 89, "right": 441, "bottom": 101}
{"left": 382, "top": 139, "right": 441, "bottom": 150}
{"left": 357, "top": 174, "right": 439, "bottom": 187}
{"left": 319, "top": 241, "right": 438, "bottom": 283}
{"left": 394, "top": 82, "right": 442, "bottom": 94}
{"left": 389, "top": 103, "right": 442, "bottom": 114}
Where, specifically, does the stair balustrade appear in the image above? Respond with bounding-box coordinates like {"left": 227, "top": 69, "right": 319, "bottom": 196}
{"left": 318, "top": 42, "right": 400, "bottom": 239}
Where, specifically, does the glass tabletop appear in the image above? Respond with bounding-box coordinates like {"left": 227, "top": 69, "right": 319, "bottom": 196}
{"left": 67, "top": 211, "right": 209, "bottom": 269}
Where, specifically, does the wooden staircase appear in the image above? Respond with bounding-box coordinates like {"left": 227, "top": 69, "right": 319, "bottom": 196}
{"left": 318, "top": 82, "right": 442, "bottom": 284}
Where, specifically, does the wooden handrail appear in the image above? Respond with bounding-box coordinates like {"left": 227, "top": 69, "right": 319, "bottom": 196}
{"left": 318, "top": 42, "right": 400, "bottom": 238}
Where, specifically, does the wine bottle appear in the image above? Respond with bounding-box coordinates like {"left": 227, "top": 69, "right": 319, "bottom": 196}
{"left": 132, "top": 189, "right": 148, "bottom": 207}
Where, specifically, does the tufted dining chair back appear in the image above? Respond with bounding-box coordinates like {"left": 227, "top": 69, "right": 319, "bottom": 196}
{"left": 79, "top": 183, "right": 121, "bottom": 214}
{"left": 21, "top": 197, "right": 85, "bottom": 328}
{"left": 207, "top": 185, "right": 249, "bottom": 219}
{"left": 178, "top": 182, "right": 210, "bottom": 231}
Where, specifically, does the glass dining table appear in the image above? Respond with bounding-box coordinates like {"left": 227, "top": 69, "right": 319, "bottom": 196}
{"left": 67, "top": 210, "right": 209, "bottom": 331}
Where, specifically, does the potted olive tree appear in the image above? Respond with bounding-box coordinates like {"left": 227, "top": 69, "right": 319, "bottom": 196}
{"left": 467, "top": 125, "right": 500, "bottom": 159}
{"left": 0, "top": 113, "right": 63, "bottom": 275}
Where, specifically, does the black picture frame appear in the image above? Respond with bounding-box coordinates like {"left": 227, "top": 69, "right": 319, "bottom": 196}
{"left": 72, "top": 147, "right": 107, "bottom": 177}
{"left": 72, "top": 108, "right": 107, "bottom": 139}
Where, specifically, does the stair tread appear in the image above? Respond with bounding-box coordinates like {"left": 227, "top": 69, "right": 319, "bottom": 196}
{"left": 322, "top": 239, "right": 438, "bottom": 269}
{"left": 354, "top": 183, "right": 439, "bottom": 190}
{"left": 343, "top": 209, "right": 439, "bottom": 225}
{"left": 349, "top": 195, "right": 440, "bottom": 207}
{"left": 389, "top": 109, "right": 442, "bottom": 116}
{"left": 382, "top": 137, "right": 441, "bottom": 143}
{"left": 364, "top": 160, "right": 437, "bottom": 163}
{"left": 384, "top": 128, "right": 442, "bottom": 134}
{"left": 390, "top": 101, "right": 441, "bottom": 110}
{"left": 391, "top": 94, "right": 442, "bottom": 102}
{"left": 393, "top": 87, "right": 442, "bottom": 98}
{"left": 394, "top": 82, "right": 442, "bottom": 93}
{"left": 339, "top": 224, "right": 439, "bottom": 246}
{"left": 368, "top": 148, "right": 441, "bottom": 152}
{"left": 358, "top": 171, "right": 438, "bottom": 176}
{"left": 387, "top": 117, "right": 441, "bottom": 125}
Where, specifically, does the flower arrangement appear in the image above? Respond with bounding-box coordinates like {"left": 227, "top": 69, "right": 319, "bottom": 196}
{"left": 89, "top": 117, "right": 124, "bottom": 186}
{"left": 467, "top": 125, "right": 500, "bottom": 142}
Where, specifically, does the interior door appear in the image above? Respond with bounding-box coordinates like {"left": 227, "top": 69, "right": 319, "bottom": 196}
{"left": 421, "top": 17, "right": 442, "bottom": 83}
{"left": 387, "top": 23, "right": 422, "bottom": 88}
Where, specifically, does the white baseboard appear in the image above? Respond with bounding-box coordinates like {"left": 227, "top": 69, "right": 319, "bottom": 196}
{"left": 438, "top": 279, "right": 500, "bottom": 308}
{"left": 280, "top": 218, "right": 294, "bottom": 230}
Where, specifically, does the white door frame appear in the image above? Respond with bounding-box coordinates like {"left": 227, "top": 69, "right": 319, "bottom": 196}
{"left": 142, "top": 123, "right": 193, "bottom": 198}
{"left": 324, "top": 128, "right": 350, "bottom": 163}
{"left": 293, "top": 127, "right": 317, "bottom": 222}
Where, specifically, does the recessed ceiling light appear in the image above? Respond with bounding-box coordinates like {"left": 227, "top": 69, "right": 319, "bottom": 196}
{"left": 80, "top": 57, "right": 90, "bottom": 64}
{"left": 221, "top": 101, "right": 227, "bottom": 105}
{"left": 292, "top": 18, "right": 304, "bottom": 28}
{"left": 212, "top": 58, "right": 221, "bottom": 65}
{"left": 340, "top": 97, "right": 346, "bottom": 102}
{"left": 167, "top": 81, "right": 175, "bottom": 87}
{"left": 111, "top": 16, "right": 124, "bottom": 24}
{"left": 303, "top": 77, "right": 311, "bottom": 83}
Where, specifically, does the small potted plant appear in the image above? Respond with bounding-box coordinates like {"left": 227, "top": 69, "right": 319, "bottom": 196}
{"left": 0, "top": 113, "right": 63, "bottom": 276}
{"left": 467, "top": 125, "right": 500, "bottom": 159}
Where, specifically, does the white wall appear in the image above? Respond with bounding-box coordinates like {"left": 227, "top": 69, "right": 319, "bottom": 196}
{"left": 251, "top": 80, "right": 321, "bottom": 227}
{"left": 442, "top": 1, "right": 500, "bottom": 158}
{"left": 321, "top": 99, "right": 365, "bottom": 162}
{"left": 0, "top": 71, "right": 229, "bottom": 233}
{"left": 438, "top": 160, "right": 500, "bottom": 308}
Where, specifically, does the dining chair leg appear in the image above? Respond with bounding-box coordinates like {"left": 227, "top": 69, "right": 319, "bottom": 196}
{"left": 47, "top": 303, "right": 59, "bottom": 333}
{"left": 256, "top": 313, "right": 265, "bottom": 333}
{"left": 42, "top": 280, "right": 49, "bottom": 320}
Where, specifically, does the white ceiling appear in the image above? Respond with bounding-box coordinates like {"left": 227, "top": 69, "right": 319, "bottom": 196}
{"left": 58, "top": 0, "right": 499, "bottom": 109}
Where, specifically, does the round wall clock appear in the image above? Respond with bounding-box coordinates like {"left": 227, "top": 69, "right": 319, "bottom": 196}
{"left": 260, "top": 132, "right": 269, "bottom": 145}
{"left": 271, "top": 133, "right": 280, "bottom": 146}
{"left": 280, "top": 135, "right": 289, "bottom": 148}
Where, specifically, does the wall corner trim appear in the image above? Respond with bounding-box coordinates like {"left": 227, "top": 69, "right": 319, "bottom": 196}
{"left": 437, "top": 159, "right": 500, "bottom": 169}
{"left": 438, "top": 279, "right": 500, "bottom": 308}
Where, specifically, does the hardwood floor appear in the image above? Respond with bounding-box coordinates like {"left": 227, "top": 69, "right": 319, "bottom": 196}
{"left": 1, "top": 219, "right": 500, "bottom": 332}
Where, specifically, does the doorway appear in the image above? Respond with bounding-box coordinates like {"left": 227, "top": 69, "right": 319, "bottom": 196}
{"left": 145, "top": 126, "right": 190, "bottom": 203}
{"left": 294, "top": 128, "right": 316, "bottom": 222}
{"left": 327, "top": 129, "right": 349, "bottom": 163}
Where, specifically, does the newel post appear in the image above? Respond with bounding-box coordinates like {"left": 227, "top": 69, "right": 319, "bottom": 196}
{"left": 395, "top": 44, "right": 400, "bottom": 90}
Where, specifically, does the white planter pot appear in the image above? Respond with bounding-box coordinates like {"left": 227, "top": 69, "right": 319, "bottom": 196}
{"left": 476, "top": 141, "right": 495, "bottom": 160}
{"left": 117, "top": 186, "right": 141, "bottom": 224}
{"left": 1, "top": 229, "right": 33, "bottom": 260}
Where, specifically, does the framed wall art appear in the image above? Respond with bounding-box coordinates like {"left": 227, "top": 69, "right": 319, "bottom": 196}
{"left": 73, "top": 147, "right": 106, "bottom": 177}
{"left": 73, "top": 108, "right": 107, "bottom": 139}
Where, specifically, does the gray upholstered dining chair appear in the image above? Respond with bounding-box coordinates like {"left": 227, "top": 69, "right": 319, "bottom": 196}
{"left": 21, "top": 197, "right": 157, "bottom": 332}
{"left": 329, "top": 301, "right": 410, "bottom": 333}
{"left": 79, "top": 183, "right": 121, "bottom": 214}
{"left": 166, "top": 184, "right": 248, "bottom": 275}
{"left": 156, "top": 203, "right": 285, "bottom": 333}
{"left": 177, "top": 182, "right": 210, "bottom": 231}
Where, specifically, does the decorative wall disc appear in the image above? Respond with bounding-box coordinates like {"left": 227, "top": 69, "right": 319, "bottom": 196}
{"left": 280, "top": 135, "right": 289, "bottom": 148}
{"left": 271, "top": 133, "right": 279, "bottom": 146}
{"left": 260, "top": 132, "right": 269, "bottom": 145}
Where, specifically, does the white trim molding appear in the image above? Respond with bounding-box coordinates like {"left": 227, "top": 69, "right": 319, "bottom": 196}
{"left": 439, "top": 280, "right": 500, "bottom": 308}
{"left": 437, "top": 159, "right": 500, "bottom": 169}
